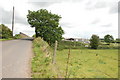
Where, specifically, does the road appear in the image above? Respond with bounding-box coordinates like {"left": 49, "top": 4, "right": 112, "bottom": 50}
{"left": 2, "top": 38, "right": 33, "bottom": 78}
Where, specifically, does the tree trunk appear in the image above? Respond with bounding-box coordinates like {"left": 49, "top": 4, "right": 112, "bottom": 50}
{"left": 35, "top": 27, "right": 38, "bottom": 37}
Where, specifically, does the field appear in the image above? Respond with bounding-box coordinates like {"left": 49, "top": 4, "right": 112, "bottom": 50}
{"left": 56, "top": 49, "right": 118, "bottom": 78}
{"left": 32, "top": 38, "right": 118, "bottom": 78}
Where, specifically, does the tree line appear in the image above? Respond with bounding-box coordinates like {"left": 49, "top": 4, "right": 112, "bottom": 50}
{"left": 90, "top": 34, "right": 119, "bottom": 49}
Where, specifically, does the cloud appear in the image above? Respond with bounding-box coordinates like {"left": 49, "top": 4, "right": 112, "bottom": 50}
{"left": 1, "top": 6, "right": 29, "bottom": 26}
{"left": 101, "top": 23, "right": 112, "bottom": 27}
{"left": 85, "top": 1, "right": 107, "bottom": 10}
{"left": 28, "top": 2, "right": 57, "bottom": 8}
{"left": 28, "top": 0, "right": 83, "bottom": 3}
{"left": 1, "top": 7, "right": 12, "bottom": 24}
{"left": 60, "top": 22, "right": 73, "bottom": 28}
{"left": 109, "top": 3, "right": 118, "bottom": 14}
{"left": 91, "top": 19, "right": 100, "bottom": 24}
{"left": 28, "top": 0, "right": 84, "bottom": 9}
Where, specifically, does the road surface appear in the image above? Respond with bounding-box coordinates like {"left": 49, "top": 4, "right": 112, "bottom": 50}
{"left": 2, "top": 38, "right": 33, "bottom": 78}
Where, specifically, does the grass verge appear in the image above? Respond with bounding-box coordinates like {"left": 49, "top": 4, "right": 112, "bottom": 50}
{"left": 32, "top": 37, "right": 58, "bottom": 78}
{"left": 0, "top": 38, "right": 13, "bottom": 41}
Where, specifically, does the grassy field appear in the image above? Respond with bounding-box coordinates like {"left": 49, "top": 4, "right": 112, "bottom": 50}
{"left": 56, "top": 49, "right": 118, "bottom": 78}
{"left": 32, "top": 38, "right": 118, "bottom": 78}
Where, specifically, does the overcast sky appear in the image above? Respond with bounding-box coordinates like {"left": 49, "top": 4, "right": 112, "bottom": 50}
{"left": 0, "top": 0, "right": 119, "bottom": 39}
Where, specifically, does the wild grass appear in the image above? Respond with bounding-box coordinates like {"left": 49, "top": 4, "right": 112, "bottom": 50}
{"left": 32, "top": 38, "right": 118, "bottom": 78}
{"left": 0, "top": 38, "right": 13, "bottom": 41}
{"left": 56, "top": 49, "right": 118, "bottom": 78}
{"left": 32, "top": 37, "right": 58, "bottom": 78}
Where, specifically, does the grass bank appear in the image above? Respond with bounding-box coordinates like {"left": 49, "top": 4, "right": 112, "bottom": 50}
{"left": 32, "top": 37, "right": 59, "bottom": 78}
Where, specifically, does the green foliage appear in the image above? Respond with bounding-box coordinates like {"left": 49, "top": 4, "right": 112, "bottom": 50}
{"left": 32, "top": 34, "right": 36, "bottom": 38}
{"left": 14, "top": 34, "right": 21, "bottom": 39}
{"left": 115, "top": 38, "right": 120, "bottom": 43}
{"left": 90, "top": 35, "right": 99, "bottom": 49}
{"left": 27, "top": 9, "right": 64, "bottom": 45}
{"left": 0, "top": 24, "right": 12, "bottom": 39}
{"left": 57, "top": 41, "right": 87, "bottom": 50}
{"left": 98, "top": 43, "right": 119, "bottom": 49}
{"left": 104, "top": 34, "right": 114, "bottom": 44}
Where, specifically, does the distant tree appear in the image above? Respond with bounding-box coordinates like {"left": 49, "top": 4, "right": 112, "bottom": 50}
{"left": 115, "top": 38, "right": 120, "bottom": 43}
{"left": 32, "top": 34, "right": 36, "bottom": 38}
{"left": 104, "top": 34, "right": 114, "bottom": 44}
{"left": 90, "top": 35, "right": 99, "bottom": 49}
{"left": 0, "top": 24, "right": 12, "bottom": 39}
{"left": 27, "top": 9, "right": 64, "bottom": 45}
{"left": 14, "top": 34, "right": 21, "bottom": 39}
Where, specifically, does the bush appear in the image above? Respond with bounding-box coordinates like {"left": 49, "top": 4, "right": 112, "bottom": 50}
{"left": 14, "top": 34, "right": 21, "bottom": 39}
{"left": 98, "top": 43, "right": 119, "bottom": 49}
{"left": 57, "top": 41, "right": 86, "bottom": 50}
{"left": 90, "top": 35, "right": 99, "bottom": 49}
{"left": 0, "top": 24, "right": 12, "bottom": 39}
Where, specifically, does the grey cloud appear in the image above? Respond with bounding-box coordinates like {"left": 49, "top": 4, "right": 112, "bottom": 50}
{"left": 1, "top": 7, "right": 28, "bottom": 25}
{"left": 1, "top": 7, "right": 12, "bottom": 24}
{"left": 15, "top": 15, "right": 28, "bottom": 25}
{"left": 91, "top": 19, "right": 100, "bottom": 24}
{"left": 109, "top": 4, "right": 118, "bottom": 14}
{"left": 94, "top": 2, "right": 107, "bottom": 8}
{"left": 86, "top": 1, "right": 107, "bottom": 10}
{"left": 60, "top": 22, "right": 73, "bottom": 28}
{"left": 86, "top": 0, "right": 118, "bottom": 14}
{"left": 101, "top": 23, "right": 112, "bottom": 27}
{"left": 29, "top": 0, "right": 83, "bottom": 8}
{"left": 28, "top": 0, "right": 83, "bottom": 3}
{"left": 28, "top": 2, "right": 57, "bottom": 8}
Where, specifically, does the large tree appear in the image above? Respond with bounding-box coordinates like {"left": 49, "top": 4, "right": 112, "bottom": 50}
{"left": 104, "top": 34, "right": 114, "bottom": 44}
{"left": 90, "top": 35, "right": 99, "bottom": 49}
{"left": 0, "top": 24, "right": 12, "bottom": 39}
{"left": 27, "top": 9, "right": 64, "bottom": 45}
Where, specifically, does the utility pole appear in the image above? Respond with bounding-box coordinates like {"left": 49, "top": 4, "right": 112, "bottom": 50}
{"left": 12, "top": 6, "right": 14, "bottom": 37}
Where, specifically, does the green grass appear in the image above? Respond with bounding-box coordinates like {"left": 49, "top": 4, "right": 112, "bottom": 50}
{"left": 32, "top": 38, "right": 118, "bottom": 78}
{"left": 0, "top": 38, "right": 13, "bottom": 41}
{"left": 32, "top": 37, "right": 58, "bottom": 78}
{"left": 56, "top": 49, "right": 118, "bottom": 78}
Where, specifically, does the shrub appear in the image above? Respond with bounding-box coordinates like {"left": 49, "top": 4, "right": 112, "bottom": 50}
{"left": 0, "top": 24, "right": 12, "bottom": 39}
{"left": 57, "top": 41, "right": 86, "bottom": 50}
{"left": 98, "top": 43, "right": 119, "bottom": 49}
{"left": 90, "top": 35, "right": 99, "bottom": 49}
{"left": 14, "top": 34, "right": 21, "bottom": 39}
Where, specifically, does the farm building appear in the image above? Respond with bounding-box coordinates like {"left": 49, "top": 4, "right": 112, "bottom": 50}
{"left": 63, "top": 38, "right": 90, "bottom": 43}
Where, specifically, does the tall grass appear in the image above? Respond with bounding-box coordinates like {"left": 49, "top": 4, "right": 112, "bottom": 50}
{"left": 32, "top": 37, "right": 57, "bottom": 78}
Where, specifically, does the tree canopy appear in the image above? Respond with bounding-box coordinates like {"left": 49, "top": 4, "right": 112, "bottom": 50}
{"left": 27, "top": 9, "right": 64, "bottom": 45}
{"left": 90, "top": 35, "right": 99, "bottom": 49}
{"left": 104, "top": 34, "right": 114, "bottom": 44}
{"left": 0, "top": 24, "right": 12, "bottom": 39}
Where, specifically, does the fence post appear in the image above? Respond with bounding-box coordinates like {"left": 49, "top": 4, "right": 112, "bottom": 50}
{"left": 65, "top": 41, "right": 71, "bottom": 78}
{"left": 52, "top": 40, "right": 58, "bottom": 64}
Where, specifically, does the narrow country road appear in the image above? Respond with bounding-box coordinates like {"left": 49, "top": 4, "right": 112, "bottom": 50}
{"left": 2, "top": 38, "right": 33, "bottom": 78}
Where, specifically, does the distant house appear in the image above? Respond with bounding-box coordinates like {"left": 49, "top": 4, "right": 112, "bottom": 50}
{"left": 19, "top": 32, "right": 29, "bottom": 38}
{"left": 63, "top": 38, "right": 90, "bottom": 43}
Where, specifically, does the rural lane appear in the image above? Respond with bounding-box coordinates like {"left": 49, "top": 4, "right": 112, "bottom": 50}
{"left": 1, "top": 38, "right": 33, "bottom": 78}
